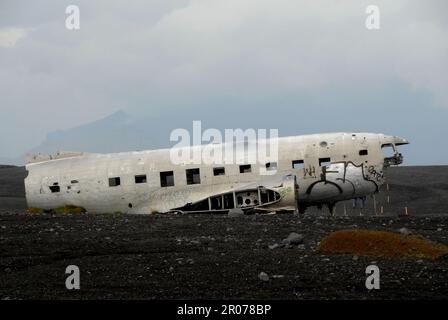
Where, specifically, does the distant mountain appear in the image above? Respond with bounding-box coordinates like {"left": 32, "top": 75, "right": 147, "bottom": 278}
{"left": 27, "top": 110, "right": 143, "bottom": 155}
{"left": 22, "top": 107, "right": 293, "bottom": 160}
{"left": 0, "top": 109, "right": 217, "bottom": 165}
{"left": 11, "top": 106, "right": 429, "bottom": 166}
{"left": 23, "top": 109, "right": 230, "bottom": 158}
{"left": 0, "top": 110, "right": 150, "bottom": 165}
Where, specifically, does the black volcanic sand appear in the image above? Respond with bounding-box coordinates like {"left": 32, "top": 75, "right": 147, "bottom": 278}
{"left": 1, "top": 213, "right": 447, "bottom": 300}
{"left": 0, "top": 165, "right": 26, "bottom": 210}
{"left": 1, "top": 165, "right": 448, "bottom": 299}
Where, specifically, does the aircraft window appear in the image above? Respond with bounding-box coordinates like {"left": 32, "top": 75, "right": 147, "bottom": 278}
{"left": 239, "top": 164, "right": 252, "bottom": 173}
{"left": 319, "top": 157, "right": 331, "bottom": 167}
{"left": 71, "top": 180, "right": 79, "bottom": 184}
{"left": 265, "top": 162, "right": 278, "bottom": 171}
{"left": 381, "top": 144, "right": 395, "bottom": 157}
{"left": 49, "top": 182, "right": 60, "bottom": 193}
{"left": 292, "top": 159, "right": 304, "bottom": 169}
{"left": 186, "top": 168, "right": 201, "bottom": 185}
{"left": 213, "top": 167, "right": 225, "bottom": 176}
{"left": 160, "top": 171, "right": 174, "bottom": 187}
{"left": 108, "top": 177, "right": 121, "bottom": 187}
{"left": 135, "top": 174, "right": 147, "bottom": 184}
{"left": 359, "top": 150, "right": 368, "bottom": 156}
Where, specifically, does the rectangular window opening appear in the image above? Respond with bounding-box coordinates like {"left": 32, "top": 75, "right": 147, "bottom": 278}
{"left": 186, "top": 168, "right": 201, "bottom": 185}
{"left": 213, "top": 167, "right": 225, "bottom": 176}
{"left": 135, "top": 174, "right": 147, "bottom": 184}
{"left": 265, "top": 162, "right": 278, "bottom": 171}
{"left": 239, "top": 164, "right": 252, "bottom": 173}
{"left": 292, "top": 159, "right": 304, "bottom": 169}
{"left": 359, "top": 150, "right": 368, "bottom": 156}
{"left": 319, "top": 157, "right": 331, "bottom": 167}
{"left": 108, "top": 177, "right": 121, "bottom": 187}
{"left": 160, "top": 171, "right": 174, "bottom": 187}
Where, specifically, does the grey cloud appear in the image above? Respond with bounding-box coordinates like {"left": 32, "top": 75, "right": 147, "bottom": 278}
{"left": 0, "top": 0, "right": 447, "bottom": 164}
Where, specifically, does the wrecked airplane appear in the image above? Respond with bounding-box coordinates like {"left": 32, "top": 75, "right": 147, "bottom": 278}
{"left": 24, "top": 132, "right": 408, "bottom": 215}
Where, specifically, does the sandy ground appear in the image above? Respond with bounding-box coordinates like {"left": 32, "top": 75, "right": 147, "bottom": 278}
{"left": 1, "top": 212, "right": 447, "bottom": 300}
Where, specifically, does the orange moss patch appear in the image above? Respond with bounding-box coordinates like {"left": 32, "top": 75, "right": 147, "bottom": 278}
{"left": 26, "top": 207, "right": 44, "bottom": 214}
{"left": 27, "top": 206, "right": 86, "bottom": 215}
{"left": 52, "top": 205, "right": 86, "bottom": 214}
{"left": 317, "top": 229, "right": 448, "bottom": 260}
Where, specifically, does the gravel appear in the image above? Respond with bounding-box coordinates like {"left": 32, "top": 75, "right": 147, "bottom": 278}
{"left": 0, "top": 212, "right": 447, "bottom": 299}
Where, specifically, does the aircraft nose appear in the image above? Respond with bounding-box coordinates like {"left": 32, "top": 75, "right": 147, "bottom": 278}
{"left": 393, "top": 136, "right": 409, "bottom": 146}
{"left": 382, "top": 135, "right": 409, "bottom": 146}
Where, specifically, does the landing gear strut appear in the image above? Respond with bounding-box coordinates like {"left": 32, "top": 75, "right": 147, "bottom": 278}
{"left": 327, "top": 202, "right": 336, "bottom": 216}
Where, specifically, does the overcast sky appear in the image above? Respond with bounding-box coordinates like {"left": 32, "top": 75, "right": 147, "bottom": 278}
{"left": 0, "top": 0, "right": 447, "bottom": 164}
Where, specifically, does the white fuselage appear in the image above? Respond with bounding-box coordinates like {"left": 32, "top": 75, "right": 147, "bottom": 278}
{"left": 24, "top": 132, "right": 408, "bottom": 214}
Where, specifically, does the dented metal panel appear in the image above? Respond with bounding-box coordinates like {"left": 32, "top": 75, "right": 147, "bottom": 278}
{"left": 24, "top": 132, "right": 409, "bottom": 214}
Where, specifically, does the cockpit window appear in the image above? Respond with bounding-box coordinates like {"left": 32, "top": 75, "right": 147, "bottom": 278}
{"left": 382, "top": 143, "right": 403, "bottom": 166}
{"left": 381, "top": 144, "right": 395, "bottom": 157}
